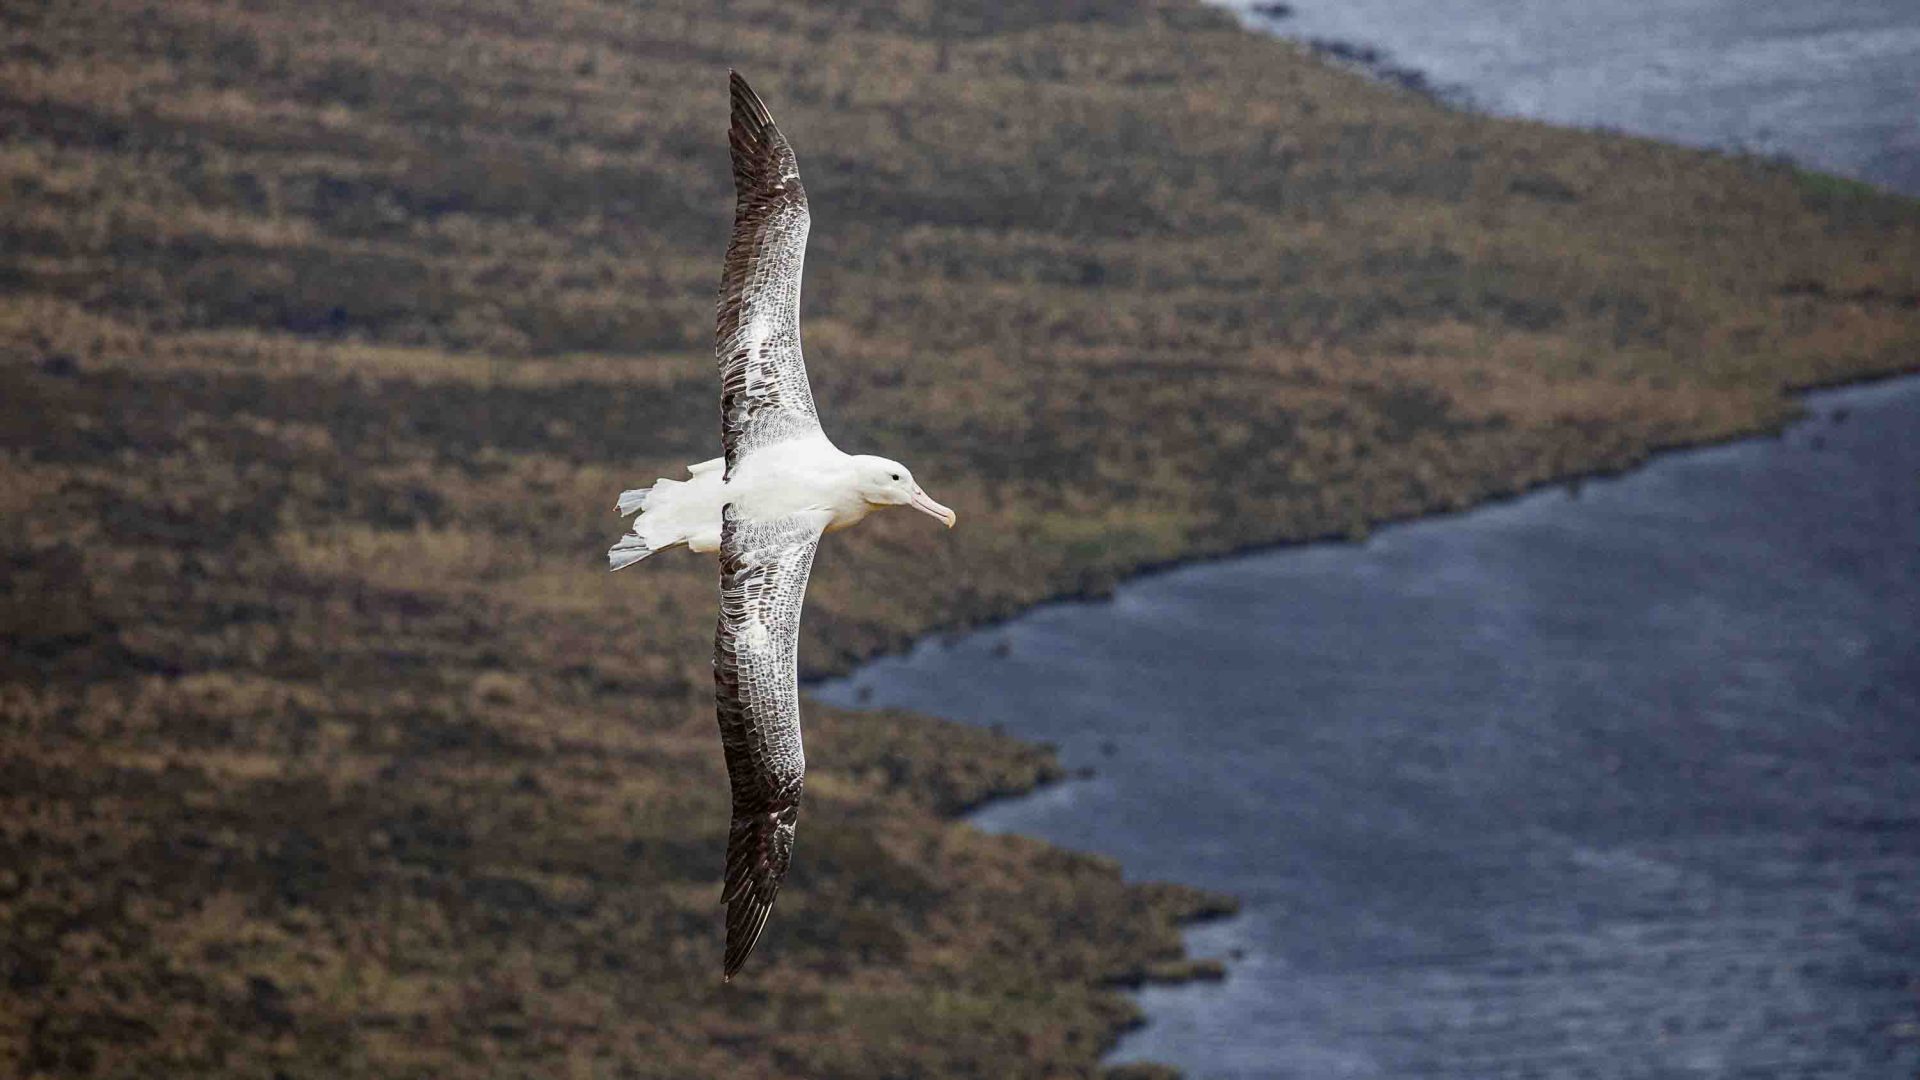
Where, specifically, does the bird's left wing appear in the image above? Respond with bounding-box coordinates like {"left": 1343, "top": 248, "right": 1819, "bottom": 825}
{"left": 713, "top": 505, "right": 829, "bottom": 979}
{"left": 717, "top": 72, "right": 821, "bottom": 475}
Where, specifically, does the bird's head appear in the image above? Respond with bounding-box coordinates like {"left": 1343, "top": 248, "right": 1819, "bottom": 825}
{"left": 852, "top": 456, "right": 956, "bottom": 528}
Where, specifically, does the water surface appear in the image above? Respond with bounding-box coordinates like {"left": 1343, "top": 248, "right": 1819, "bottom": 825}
{"left": 816, "top": 378, "right": 1920, "bottom": 1077}
{"left": 1214, "top": 0, "right": 1920, "bottom": 195}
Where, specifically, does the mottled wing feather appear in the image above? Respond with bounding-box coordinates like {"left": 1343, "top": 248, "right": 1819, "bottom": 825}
{"left": 718, "top": 72, "right": 820, "bottom": 475}
{"left": 714, "top": 505, "right": 827, "bottom": 979}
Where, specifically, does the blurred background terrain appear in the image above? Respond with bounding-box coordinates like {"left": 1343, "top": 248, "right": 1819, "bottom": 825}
{"left": 2, "top": 0, "right": 1917, "bottom": 1076}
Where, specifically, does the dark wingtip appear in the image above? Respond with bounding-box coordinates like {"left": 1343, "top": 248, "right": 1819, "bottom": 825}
{"left": 721, "top": 887, "right": 779, "bottom": 980}
{"left": 728, "top": 71, "right": 776, "bottom": 136}
{"left": 718, "top": 796, "right": 799, "bottom": 980}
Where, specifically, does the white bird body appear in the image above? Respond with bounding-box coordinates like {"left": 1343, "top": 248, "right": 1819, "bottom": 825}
{"left": 606, "top": 432, "right": 906, "bottom": 564}
{"left": 611, "top": 436, "right": 901, "bottom": 567}
{"left": 731, "top": 438, "right": 870, "bottom": 528}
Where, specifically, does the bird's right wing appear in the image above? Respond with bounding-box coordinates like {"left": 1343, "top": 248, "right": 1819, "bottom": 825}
{"left": 713, "top": 505, "right": 828, "bottom": 979}
{"left": 717, "top": 72, "right": 821, "bottom": 476}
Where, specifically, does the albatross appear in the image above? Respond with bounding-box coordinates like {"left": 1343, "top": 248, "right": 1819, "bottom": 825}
{"left": 607, "top": 72, "right": 957, "bottom": 980}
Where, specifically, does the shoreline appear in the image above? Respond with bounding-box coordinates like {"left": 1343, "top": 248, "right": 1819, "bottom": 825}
{"left": 803, "top": 361, "right": 1920, "bottom": 689}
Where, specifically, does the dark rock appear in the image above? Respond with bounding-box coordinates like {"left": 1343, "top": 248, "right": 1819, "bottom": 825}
{"left": 246, "top": 975, "right": 296, "bottom": 1031}
{"left": 1103, "top": 1064, "right": 1183, "bottom": 1080}
{"left": 38, "top": 353, "right": 81, "bottom": 378}
{"left": 1103, "top": 957, "right": 1228, "bottom": 988}
{"left": 1308, "top": 37, "right": 1383, "bottom": 66}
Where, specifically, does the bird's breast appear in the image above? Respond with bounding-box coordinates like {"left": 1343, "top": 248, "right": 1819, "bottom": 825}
{"left": 726, "top": 438, "right": 858, "bottom": 525}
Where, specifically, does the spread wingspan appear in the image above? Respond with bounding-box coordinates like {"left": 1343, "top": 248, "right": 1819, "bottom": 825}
{"left": 713, "top": 505, "right": 828, "bottom": 979}
{"left": 718, "top": 71, "right": 821, "bottom": 476}
{"left": 615, "top": 72, "right": 950, "bottom": 982}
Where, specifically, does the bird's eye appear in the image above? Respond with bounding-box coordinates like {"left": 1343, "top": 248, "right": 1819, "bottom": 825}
{"left": 890, "top": 473, "right": 901, "bottom": 481}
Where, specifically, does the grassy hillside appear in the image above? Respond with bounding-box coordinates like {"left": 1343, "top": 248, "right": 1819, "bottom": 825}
{"left": 4, "top": 0, "right": 1918, "bottom": 1075}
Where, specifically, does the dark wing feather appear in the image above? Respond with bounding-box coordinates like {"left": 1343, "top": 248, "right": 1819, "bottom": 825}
{"left": 718, "top": 72, "right": 821, "bottom": 476}
{"left": 713, "top": 505, "right": 827, "bottom": 979}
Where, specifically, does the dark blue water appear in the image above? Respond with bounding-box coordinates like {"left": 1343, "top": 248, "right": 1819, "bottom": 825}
{"left": 815, "top": 377, "right": 1920, "bottom": 1077}
{"left": 1216, "top": 0, "right": 1920, "bottom": 196}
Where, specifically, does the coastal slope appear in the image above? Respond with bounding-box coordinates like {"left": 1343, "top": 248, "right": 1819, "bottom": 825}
{"left": 3, "top": 0, "right": 1918, "bottom": 1075}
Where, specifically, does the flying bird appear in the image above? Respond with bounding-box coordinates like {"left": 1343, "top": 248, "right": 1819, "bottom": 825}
{"left": 607, "top": 72, "right": 957, "bottom": 980}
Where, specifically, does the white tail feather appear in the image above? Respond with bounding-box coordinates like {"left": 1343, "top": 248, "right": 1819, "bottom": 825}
{"left": 616, "top": 487, "right": 652, "bottom": 517}
{"left": 607, "top": 457, "right": 728, "bottom": 570}
{"left": 608, "top": 533, "right": 655, "bottom": 571}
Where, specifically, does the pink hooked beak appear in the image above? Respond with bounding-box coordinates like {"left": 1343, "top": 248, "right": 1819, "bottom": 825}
{"left": 909, "top": 486, "right": 957, "bottom": 528}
